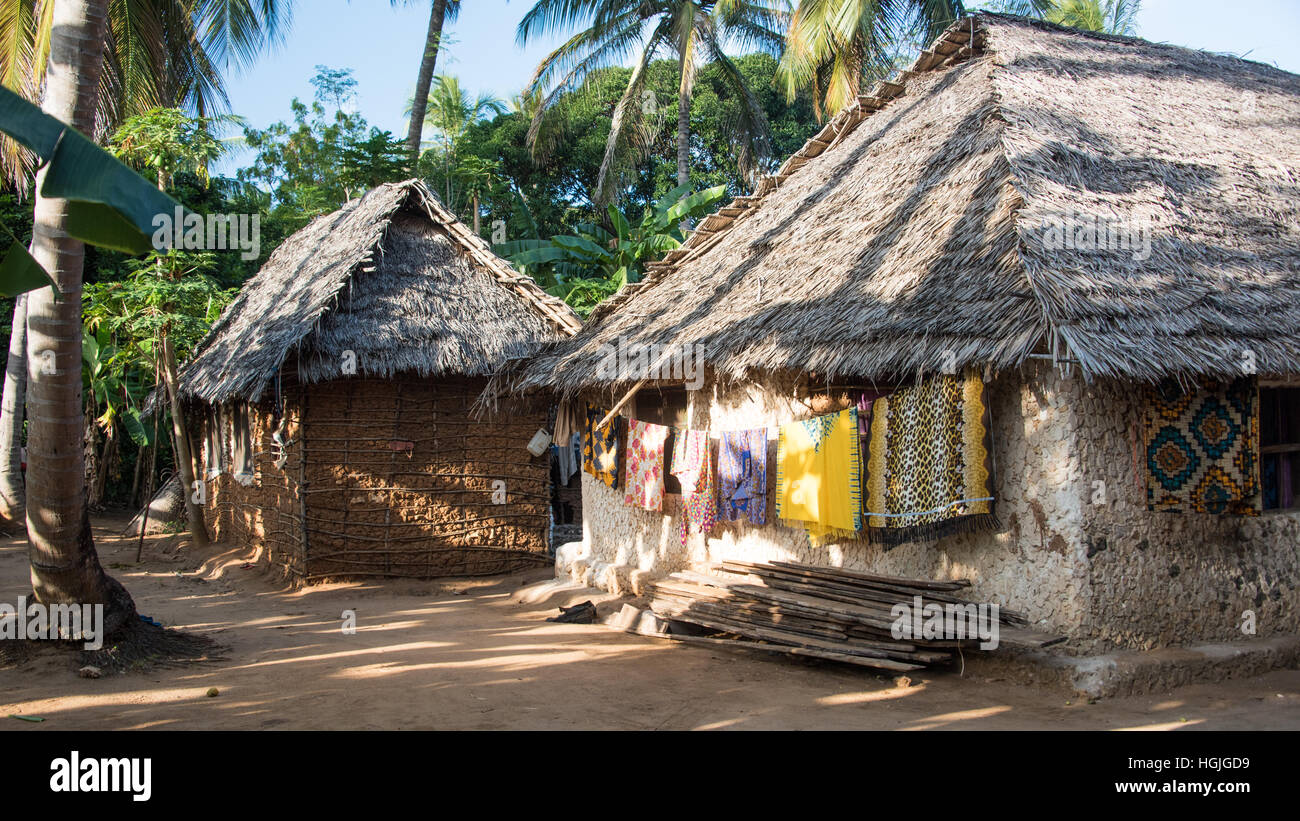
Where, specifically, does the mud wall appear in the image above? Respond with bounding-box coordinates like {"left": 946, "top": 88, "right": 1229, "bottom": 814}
{"left": 298, "top": 375, "right": 551, "bottom": 578}
{"left": 204, "top": 393, "right": 306, "bottom": 577}
{"left": 1073, "top": 377, "right": 1300, "bottom": 648}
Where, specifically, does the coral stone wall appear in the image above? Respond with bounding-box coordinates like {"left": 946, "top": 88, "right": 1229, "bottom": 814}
{"left": 570, "top": 364, "right": 1300, "bottom": 650}
{"left": 1073, "top": 378, "right": 1300, "bottom": 648}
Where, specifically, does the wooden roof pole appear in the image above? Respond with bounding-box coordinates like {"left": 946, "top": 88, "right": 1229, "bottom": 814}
{"left": 597, "top": 377, "right": 647, "bottom": 430}
{"left": 595, "top": 343, "right": 690, "bottom": 429}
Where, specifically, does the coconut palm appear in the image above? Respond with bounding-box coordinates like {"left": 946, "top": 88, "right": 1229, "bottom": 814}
{"left": 0, "top": 0, "right": 293, "bottom": 185}
{"left": 985, "top": 0, "right": 1139, "bottom": 35}
{"left": 0, "top": 0, "right": 288, "bottom": 529}
{"left": 24, "top": 0, "right": 137, "bottom": 633}
{"left": 408, "top": 74, "right": 504, "bottom": 205}
{"left": 392, "top": 0, "right": 462, "bottom": 169}
{"left": 517, "top": 0, "right": 789, "bottom": 205}
{"left": 778, "top": 0, "right": 964, "bottom": 122}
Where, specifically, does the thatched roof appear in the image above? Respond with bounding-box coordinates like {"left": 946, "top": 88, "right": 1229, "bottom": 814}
{"left": 178, "top": 180, "right": 581, "bottom": 404}
{"left": 509, "top": 12, "right": 1300, "bottom": 398}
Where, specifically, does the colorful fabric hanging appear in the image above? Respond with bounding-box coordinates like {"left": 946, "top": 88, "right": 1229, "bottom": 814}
{"left": 857, "top": 390, "right": 888, "bottom": 435}
{"left": 583, "top": 405, "right": 623, "bottom": 489}
{"left": 623, "top": 419, "right": 671, "bottom": 510}
{"left": 671, "top": 429, "right": 718, "bottom": 546}
{"left": 718, "top": 429, "right": 767, "bottom": 525}
{"left": 865, "top": 372, "right": 995, "bottom": 543}
{"left": 1144, "top": 376, "right": 1260, "bottom": 515}
{"left": 776, "top": 408, "right": 862, "bottom": 543}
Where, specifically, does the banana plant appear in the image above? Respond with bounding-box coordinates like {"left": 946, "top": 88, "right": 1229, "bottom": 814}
{"left": 0, "top": 85, "right": 184, "bottom": 295}
{"left": 82, "top": 325, "right": 151, "bottom": 449}
{"left": 499, "top": 183, "right": 726, "bottom": 315}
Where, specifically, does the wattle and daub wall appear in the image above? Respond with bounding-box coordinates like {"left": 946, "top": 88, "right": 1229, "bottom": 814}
{"left": 205, "top": 374, "right": 551, "bottom": 581}
{"left": 569, "top": 364, "right": 1300, "bottom": 651}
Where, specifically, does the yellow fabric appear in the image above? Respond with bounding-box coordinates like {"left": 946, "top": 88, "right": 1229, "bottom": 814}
{"left": 775, "top": 408, "right": 862, "bottom": 544}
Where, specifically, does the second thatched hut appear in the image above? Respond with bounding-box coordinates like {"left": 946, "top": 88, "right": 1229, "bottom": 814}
{"left": 177, "top": 179, "right": 581, "bottom": 580}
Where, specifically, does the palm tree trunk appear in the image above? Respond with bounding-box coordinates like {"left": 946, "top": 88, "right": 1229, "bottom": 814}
{"left": 472, "top": 193, "right": 480, "bottom": 235}
{"left": 405, "top": 0, "right": 449, "bottom": 169}
{"left": 0, "top": 293, "right": 28, "bottom": 528}
{"left": 160, "top": 334, "right": 208, "bottom": 548}
{"left": 26, "top": 0, "right": 135, "bottom": 636}
{"left": 676, "top": 76, "right": 691, "bottom": 189}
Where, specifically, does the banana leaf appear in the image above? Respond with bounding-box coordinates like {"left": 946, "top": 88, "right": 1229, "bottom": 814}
{"left": 0, "top": 86, "right": 185, "bottom": 291}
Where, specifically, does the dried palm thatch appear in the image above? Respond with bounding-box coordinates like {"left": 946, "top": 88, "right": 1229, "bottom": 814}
{"left": 503, "top": 12, "right": 1300, "bottom": 400}
{"left": 178, "top": 180, "right": 580, "bottom": 404}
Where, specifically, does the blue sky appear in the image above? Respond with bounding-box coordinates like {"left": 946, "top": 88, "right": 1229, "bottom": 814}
{"left": 218, "top": 0, "right": 1300, "bottom": 171}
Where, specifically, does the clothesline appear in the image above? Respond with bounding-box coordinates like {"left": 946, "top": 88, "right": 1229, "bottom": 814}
{"left": 570, "top": 372, "right": 1000, "bottom": 547}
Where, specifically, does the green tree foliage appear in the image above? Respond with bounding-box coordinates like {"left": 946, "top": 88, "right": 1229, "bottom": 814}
{"left": 517, "top": 0, "right": 789, "bottom": 204}
{"left": 778, "top": 0, "right": 963, "bottom": 121}
{"left": 237, "top": 66, "right": 407, "bottom": 252}
{"left": 980, "top": 0, "right": 1140, "bottom": 35}
{"left": 109, "top": 107, "right": 225, "bottom": 189}
{"left": 501, "top": 183, "right": 727, "bottom": 315}
{"left": 412, "top": 74, "right": 505, "bottom": 211}
{"left": 0, "top": 0, "right": 294, "bottom": 187}
{"left": 455, "top": 54, "right": 821, "bottom": 249}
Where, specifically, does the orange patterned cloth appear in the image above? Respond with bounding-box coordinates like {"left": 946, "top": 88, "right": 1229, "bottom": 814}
{"left": 624, "top": 419, "right": 670, "bottom": 510}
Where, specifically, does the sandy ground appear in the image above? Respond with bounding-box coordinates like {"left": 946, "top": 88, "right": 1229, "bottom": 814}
{"left": 1, "top": 515, "right": 1298, "bottom": 731}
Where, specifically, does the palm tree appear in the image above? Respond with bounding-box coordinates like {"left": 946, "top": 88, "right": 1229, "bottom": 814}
{"left": 0, "top": 292, "right": 26, "bottom": 526}
{"left": 517, "top": 0, "right": 789, "bottom": 205}
{"left": 25, "top": 0, "right": 136, "bottom": 633}
{"left": 409, "top": 74, "right": 504, "bottom": 206}
{"left": 985, "top": 0, "right": 1139, "bottom": 35}
{"left": 0, "top": 0, "right": 294, "bottom": 185}
{"left": 778, "top": 0, "right": 964, "bottom": 122}
{"left": 0, "top": 0, "right": 289, "bottom": 529}
{"left": 393, "top": 0, "right": 462, "bottom": 169}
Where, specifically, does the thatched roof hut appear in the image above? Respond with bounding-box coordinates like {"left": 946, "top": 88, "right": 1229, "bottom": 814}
{"left": 515, "top": 15, "right": 1300, "bottom": 653}
{"left": 180, "top": 179, "right": 580, "bottom": 404}
{"left": 179, "top": 180, "right": 582, "bottom": 581}
{"left": 506, "top": 12, "right": 1300, "bottom": 399}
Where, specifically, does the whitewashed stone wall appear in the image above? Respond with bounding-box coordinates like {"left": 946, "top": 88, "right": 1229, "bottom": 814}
{"left": 564, "top": 363, "right": 1300, "bottom": 651}
{"left": 1073, "top": 378, "right": 1300, "bottom": 649}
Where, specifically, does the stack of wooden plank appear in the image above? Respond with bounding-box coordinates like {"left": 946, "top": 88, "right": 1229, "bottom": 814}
{"left": 645, "top": 560, "right": 1063, "bottom": 673}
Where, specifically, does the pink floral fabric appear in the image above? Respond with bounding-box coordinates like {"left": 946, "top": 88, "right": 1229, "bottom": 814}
{"left": 671, "top": 429, "right": 717, "bottom": 546}
{"left": 623, "top": 420, "right": 670, "bottom": 510}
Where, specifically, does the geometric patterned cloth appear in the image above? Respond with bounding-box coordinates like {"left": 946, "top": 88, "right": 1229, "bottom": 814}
{"left": 583, "top": 405, "right": 623, "bottom": 489}
{"left": 865, "top": 373, "right": 995, "bottom": 544}
{"left": 717, "top": 428, "right": 767, "bottom": 525}
{"left": 671, "top": 429, "right": 717, "bottom": 547}
{"left": 776, "top": 408, "right": 863, "bottom": 543}
{"left": 623, "top": 419, "right": 670, "bottom": 511}
{"left": 1144, "top": 376, "right": 1260, "bottom": 515}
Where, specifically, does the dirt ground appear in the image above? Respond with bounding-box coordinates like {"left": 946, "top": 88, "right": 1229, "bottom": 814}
{"left": 1, "top": 515, "right": 1298, "bottom": 731}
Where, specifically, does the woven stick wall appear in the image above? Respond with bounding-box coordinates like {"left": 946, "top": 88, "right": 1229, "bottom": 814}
{"left": 298, "top": 375, "right": 552, "bottom": 579}
{"left": 205, "top": 390, "right": 307, "bottom": 578}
